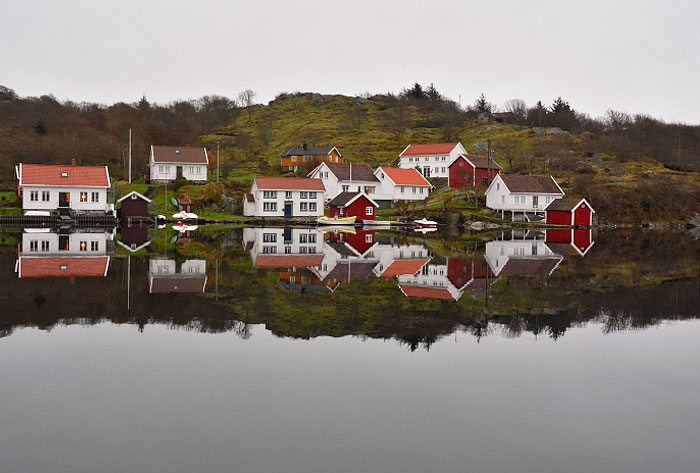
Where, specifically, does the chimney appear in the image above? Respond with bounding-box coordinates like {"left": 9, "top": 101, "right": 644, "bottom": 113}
{"left": 71, "top": 159, "right": 77, "bottom": 167}
{"left": 303, "top": 143, "right": 308, "bottom": 150}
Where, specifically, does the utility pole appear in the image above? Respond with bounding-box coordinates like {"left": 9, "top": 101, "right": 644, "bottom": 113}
{"left": 487, "top": 139, "right": 492, "bottom": 185}
{"left": 128, "top": 128, "right": 132, "bottom": 183}
{"left": 217, "top": 141, "right": 220, "bottom": 183}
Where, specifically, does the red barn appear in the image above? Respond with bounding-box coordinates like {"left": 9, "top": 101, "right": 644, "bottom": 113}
{"left": 545, "top": 198, "right": 594, "bottom": 227}
{"left": 448, "top": 155, "right": 502, "bottom": 190}
{"left": 328, "top": 192, "right": 378, "bottom": 223}
{"left": 545, "top": 228, "right": 595, "bottom": 256}
{"left": 117, "top": 191, "right": 151, "bottom": 220}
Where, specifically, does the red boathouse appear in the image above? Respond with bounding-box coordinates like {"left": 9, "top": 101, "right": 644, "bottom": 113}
{"left": 448, "top": 155, "right": 502, "bottom": 190}
{"left": 328, "top": 192, "right": 378, "bottom": 223}
{"left": 545, "top": 198, "right": 595, "bottom": 227}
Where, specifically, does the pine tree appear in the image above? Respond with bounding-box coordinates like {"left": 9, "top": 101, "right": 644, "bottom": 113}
{"left": 550, "top": 96, "right": 570, "bottom": 113}
{"left": 474, "top": 93, "right": 491, "bottom": 113}
{"left": 426, "top": 83, "right": 441, "bottom": 101}
{"left": 405, "top": 83, "right": 425, "bottom": 100}
{"left": 137, "top": 95, "right": 151, "bottom": 114}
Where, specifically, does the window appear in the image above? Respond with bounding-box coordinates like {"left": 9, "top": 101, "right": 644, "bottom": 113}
{"left": 30, "top": 241, "right": 38, "bottom": 252}
{"left": 420, "top": 187, "right": 425, "bottom": 194}
{"left": 309, "top": 202, "right": 317, "bottom": 212}
{"left": 496, "top": 183, "right": 500, "bottom": 191}
{"left": 424, "top": 157, "right": 429, "bottom": 162}
{"left": 400, "top": 187, "right": 405, "bottom": 193}
{"left": 309, "top": 192, "right": 317, "bottom": 199}
{"left": 299, "top": 233, "right": 308, "bottom": 243}
{"left": 41, "top": 240, "right": 49, "bottom": 252}
{"left": 366, "top": 206, "right": 374, "bottom": 216}
{"left": 291, "top": 156, "right": 298, "bottom": 162}
{"left": 442, "top": 167, "right": 446, "bottom": 173}
{"left": 342, "top": 185, "right": 349, "bottom": 192}
{"left": 80, "top": 192, "right": 88, "bottom": 203}
{"left": 263, "top": 191, "right": 277, "bottom": 199}
{"left": 158, "top": 165, "right": 164, "bottom": 173}
{"left": 304, "top": 156, "right": 311, "bottom": 162}
{"left": 90, "top": 241, "right": 99, "bottom": 251}
{"left": 501, "top": 195, "right": 505, "bottom": 203}
{"left": 308, "top": 246, "right": 316, "bottom": 254}
{"left": 300, "top": 202, "right": 308, "bottom": 212}
{"left": 412, "top": 187, "right": 417, "bottom": 194}
{"left": 380, "top": 173, "right": 385, "bottom": 179}
{"left": 533, "top": 196, "right": 539, "bottom": 207}
{"left": 365, "top": 234, "right": 373, "bottom": 243}
{"left": 442, "top": 157, "right": 446, "bottom": 161}
{"left": 91, "top": 192, "right": 99, "bottom": 202}
{"left": 263, "top": 233, "right": 277, "bottom": 243}
{"left": 299, "top": 246, "right": 308, "bottom": 254}
{"left": 41, "top": 191, "right": 50, "bottom": 201}
{"left": 262, "top": 246, "right": 277, "bottom": 254}
{"left": 365, "top": 187, "right": 374, "bottom": 194}
{"left": 308, "top": 233, "right": 316, "bottom": 243}
{"left": 79, "top": 241, "right": 88, "bottom": 252}
{"left": 263, "top": 202, "right": 277, "bottom": 212}
{"left": 408, "top": 158, "right": 413, "bottom": 162}
{"left": 30, "top": 191, "right": 38, "bottom": 202}
{"left": 285, "top": 191, "right": 293, "bottom": 199}
{"left": 284, "top": 246, "right": 291, "bottom": 254}
{"left": 300, "top": 192, "right": 308, "bottom": 199}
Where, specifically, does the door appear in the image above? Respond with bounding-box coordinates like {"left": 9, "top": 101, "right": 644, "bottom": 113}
{"left": 284, "top": 201, "right": 293, "bottom": 218}
{"left": 59, "top": 192, "right": 70, "bottom": 208}
{"left": 284, "top": 228, "right": 292, "bottom": 243}
{"left": 423, "top": 166, "right": 431, "bottom": 177}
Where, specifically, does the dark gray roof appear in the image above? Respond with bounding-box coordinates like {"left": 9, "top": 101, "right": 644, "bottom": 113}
{"left": 281, "top": 146, "right": 336, "bottom": 157}
{"left": 500, "top": 175, "right": 563, "bottom": 194}
{"left": 328, "top": 192, "right": 361, "bottom": 207}
{"left": 545, "top": 198, "right": 584, "bottom": 212}
{"left": 324, "top": 163, "right": 379, "bottom": 182}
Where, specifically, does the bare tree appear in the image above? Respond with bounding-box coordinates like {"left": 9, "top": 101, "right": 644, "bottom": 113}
{"left": 503, "top": 99, "right": 527, "bottom": 123}
{"left": 237, "top": 89, "right": 257, "bottom": 123}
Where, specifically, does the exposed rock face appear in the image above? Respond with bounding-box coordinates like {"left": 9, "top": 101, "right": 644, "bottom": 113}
{"left": 689, "top": 213, "right": 700, "bottom": 228}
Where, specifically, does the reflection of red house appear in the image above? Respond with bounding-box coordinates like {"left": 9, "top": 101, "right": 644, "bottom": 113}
{"left": 545, "top": 198, "right": 594, "bottom": 227}
{"left": 398, "top": 285, "right": 457, "bottom": 301}
{"left": 253, "top": 255, "right": 324, "bottom": 269}
{"left": 545, "top": 228, "right": 594, "bottom": 256}
{"left": 448, "top": 155, "right": 501, "bottom": 190}
{"left": 448, "top": 257, "right": 496, "bottom": 293}
{"left": 328, "top": 192, "right": 378, "bottom": 223}
{"left": 329, "top": 229, "right": 377, "bottom": 257}
{"left": 17, "top": 257, "right": 110, "bottom": 280}
{"left": 380, "top": 259, "right": 430, "bottom": 278}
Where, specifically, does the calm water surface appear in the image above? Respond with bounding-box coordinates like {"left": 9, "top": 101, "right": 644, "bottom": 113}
{"left": 0, "top": 225, "right": 698, "bottom": 473}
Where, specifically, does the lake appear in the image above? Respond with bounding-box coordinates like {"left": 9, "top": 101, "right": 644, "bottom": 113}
{"left": 0, "top": 225, "right": 698, "bottom": 473}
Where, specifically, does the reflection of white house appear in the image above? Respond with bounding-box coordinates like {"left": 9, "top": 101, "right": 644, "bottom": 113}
{"left": 16, "top": 162, "right": 112, "bottom": 214}
{"left": 485, "top": 174, "right": 565, "bottom": 218}
{"left": 15, "top": 229, "right": 113, "bottom": 279}
{"left": 397, "top": 261, "right": 464, "bottom": 301}
{"left": 308, "top": 163, "right": 380, "bottom": 201}
{"left": 372, "top": 243, "right": 431, "bottom": 278}
{"left": 398, "top": 142, "right": 467, "bottom": 178}
{"left": 485, "top": 236, "right": 563, "bottom": 277}
{"left": 243, "top": 227, "right": 326, "bottom": 268}
{"left": 243, "top": 178, "right": 325, "bottom": 218}
{"left": 149, "top": 145, "right": 209, "bottom": 182}
{"left": 148, "top": 259, "right": 208, "bottom": 293}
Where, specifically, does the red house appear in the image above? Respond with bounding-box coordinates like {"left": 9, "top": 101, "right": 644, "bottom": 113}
{"left": 545, "top": 198, "right": 595, "bottom": 227}
{"left": 327, "top": 192, "right": 378, "bottom": 223}
{"left": 448, "top": 155, "right": 502, "bottom": 190}
{"left": 546, "top": 228, "right": 595, "bottom": 256}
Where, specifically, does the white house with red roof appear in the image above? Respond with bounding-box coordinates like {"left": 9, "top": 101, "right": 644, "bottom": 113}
{"left": 243, "top": 177, "right": 326, "bottom": 217}
{"left": 16, "top": 161, "right": 112, "bottom": 214}
{"left": 398, "top": 142, "right": 467, "bottom": 178}
{"left": 397, "top": 261, "right": 464, "bottom": 302}
{"left": 373, "top": 167, "right": 432, "bottom": 207}
{"left": 149, "top": 145, "right": 209, "bottom": 182}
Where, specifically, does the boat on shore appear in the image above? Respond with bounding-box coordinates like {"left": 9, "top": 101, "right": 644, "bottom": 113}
{"left": 363, "top": 220, "right": 392, "bottom": 227}
{"left": 414, "top": 218, "right": 438, "bottom": 227}
{"left": 317, "top": 216, "right": 357, "bottom": 226}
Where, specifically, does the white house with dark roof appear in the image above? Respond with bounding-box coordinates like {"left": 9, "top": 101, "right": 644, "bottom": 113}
{"left": 148, "top": 259, "right": 208, "bottom": 294}
{"left": 16, "top": 161, "right": 112, "bottom": 214}
{"left": 398, "top": 142, "right": 467, "bottom": 178}
{"left": 485, "top": 174, "right": 565, "bottom": 218}
{"left": 243, "top": 177, "right": 326, "bottom": 218}
{"left": 149, "top": 145, "right": 209, "bottom": 182}
{"left": 308, "top": 162, "right": 380, "bottom": 200}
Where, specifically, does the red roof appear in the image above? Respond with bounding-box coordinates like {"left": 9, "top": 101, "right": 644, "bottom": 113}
{"left": 399, "top": 285, "right": 456, "bottom": 301}
{"left": 20, "top": 164, "right": 110, "bottom": 188}
{"left": 381, "top": 259, "right": 430, "bottom": 278}
{"left": 401, "top": 143, "right": 458, "bottom": 157}
{"left": 254, "top": 255, "right": 324, "bottom": 268}
{"left": 380, "top": 168, "right": 431, "bottom": 187}
{"left": 18, "top": 257, "right": 109, "bottom": 278}
{"left": 255, "top": 177, "right": 325, "bottom": 191}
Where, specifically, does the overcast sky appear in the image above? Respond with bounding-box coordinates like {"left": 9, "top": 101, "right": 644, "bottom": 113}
{"left": 3, "top": 0, "right": 699, "bottom": 123}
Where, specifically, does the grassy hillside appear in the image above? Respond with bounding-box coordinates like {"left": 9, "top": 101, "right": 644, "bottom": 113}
{"left": 198, "top": 92, "right": 699, "bottom": 223}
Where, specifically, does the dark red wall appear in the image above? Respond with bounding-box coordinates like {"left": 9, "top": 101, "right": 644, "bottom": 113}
{"left": 573, "top": 229, "right": 592, "bottom": 252}
{"left": 120, "top": 199, "right": 149, "bottom": 219}
{"left": 330, "top": 195, "right": 376, "bottom": 221}
{"left": 447, "top": 258, "right": 473, "bottom": 289}
{"left": 546, "top": 229, "right": 572, "bottom": 244}
{"left": 449, "top": 158, "right": 500, "bottom": 190}
{"left": 546, "top": 210, "right": 572, "bottom": 225}
{"left": 574, "top": 204, "right": 592, "bottom": 227}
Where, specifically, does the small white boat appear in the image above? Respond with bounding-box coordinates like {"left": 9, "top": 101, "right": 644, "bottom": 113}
{"left": 172, "top": 212, "right": 199, "bottom": 220}
{"left": 317, "top": 216, "right": 357, "bottom": 226}
{"left": 172, "top": 224, "right": 198, "bottom": 233}
{"left": 23, "top": 227, "right": 51, "bottom": 233}
{"left": 318, "top": 225, "right": 357, "bottom": 235}
{"left": 363, "top": 220, "right": 392, "bottom": 227}
{"left": 24, "top": 211, "right": 51, "bottom": 217}
{"left": 414, "top": 218, "right": 438, "bottom": 227}
{"left": 414, "top": 227, "right": 438, "bottom": 234}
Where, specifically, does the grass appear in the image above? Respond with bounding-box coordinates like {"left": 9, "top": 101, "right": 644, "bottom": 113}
{"left": 0, "top": 191, "right": 19, "bottom": 206}
{"left": 0, "top": 208, "right": 23, "bottom": 217}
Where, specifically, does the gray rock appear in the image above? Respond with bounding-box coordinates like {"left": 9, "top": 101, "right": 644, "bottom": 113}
{"left": 470, "top": 221, "right": 485, "bottom": 230}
